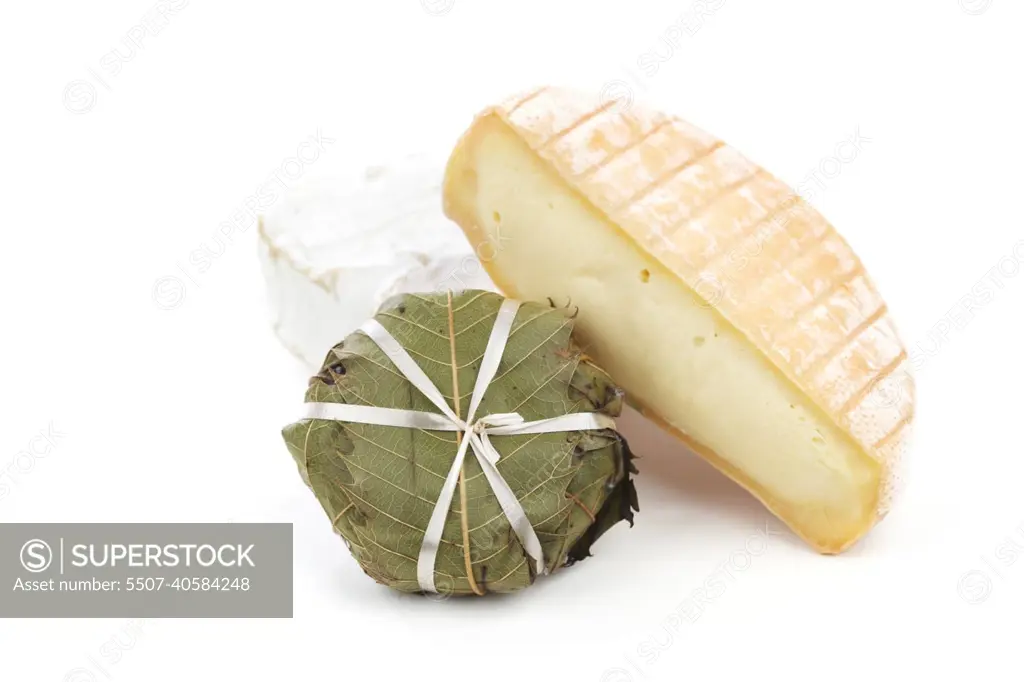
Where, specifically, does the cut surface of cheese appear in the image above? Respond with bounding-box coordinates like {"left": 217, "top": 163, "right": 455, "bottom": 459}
{"left": 442, "top": 88, "right": 915, "bottom": 553}
{"left": 258, "top": 153, "right": 495, "bottom": 370}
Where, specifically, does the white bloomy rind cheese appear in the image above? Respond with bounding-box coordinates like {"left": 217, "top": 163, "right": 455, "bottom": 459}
{"left": 443, "top": 87, "right": 915, "bottom": 553}
{"left": 259, "top": 154, "right": 495, "bottom": 370}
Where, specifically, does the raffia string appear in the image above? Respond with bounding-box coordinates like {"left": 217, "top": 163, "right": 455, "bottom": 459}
{"left": 302, "top": 298, "right": 615, "bottom": 594}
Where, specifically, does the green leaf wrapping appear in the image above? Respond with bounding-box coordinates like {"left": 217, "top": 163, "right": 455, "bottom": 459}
{"left": 282, "top": 290, "right": 638, "bottom": 595}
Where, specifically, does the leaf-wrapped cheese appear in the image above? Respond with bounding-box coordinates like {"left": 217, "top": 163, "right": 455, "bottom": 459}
{"left": 282, "top": 290, "right": 638, "bottom": 595}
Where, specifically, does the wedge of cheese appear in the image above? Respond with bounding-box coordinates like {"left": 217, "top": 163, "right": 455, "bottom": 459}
{"left": 442, "top": 87, "right": 915, "bottom": 553}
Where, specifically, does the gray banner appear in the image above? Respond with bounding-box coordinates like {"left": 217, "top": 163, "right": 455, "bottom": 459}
{"left": 0, "top": 523, "right": 292, "bottom": 618}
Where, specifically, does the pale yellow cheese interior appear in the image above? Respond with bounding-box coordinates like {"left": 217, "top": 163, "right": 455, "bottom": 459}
{"left": 451, "top": 120, "right": 881, "bottom": 549}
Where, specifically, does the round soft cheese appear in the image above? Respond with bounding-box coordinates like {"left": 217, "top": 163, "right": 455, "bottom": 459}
{"left": 258, "top": 153, "right": 495, "bottom": 369}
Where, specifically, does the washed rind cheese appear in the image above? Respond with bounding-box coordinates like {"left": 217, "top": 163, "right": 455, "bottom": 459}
{"left": 258, "top": 153, "right": 495, "bottom": 370}
{"left": 442, "top": 87, "right": 915, "bottom": 553}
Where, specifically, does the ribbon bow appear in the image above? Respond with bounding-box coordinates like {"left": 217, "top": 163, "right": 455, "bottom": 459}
{"left": 302, "top": 299, "right": 614, "bottom": 593}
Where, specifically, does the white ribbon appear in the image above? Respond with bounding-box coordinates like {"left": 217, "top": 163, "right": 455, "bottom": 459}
{"left": 301, "top": 299, "right": 615, "bottom": 593}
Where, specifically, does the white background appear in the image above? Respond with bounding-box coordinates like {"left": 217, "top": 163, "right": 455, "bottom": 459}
{"left": 2, "top": 0, "right": 1022, "bottom": 679}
